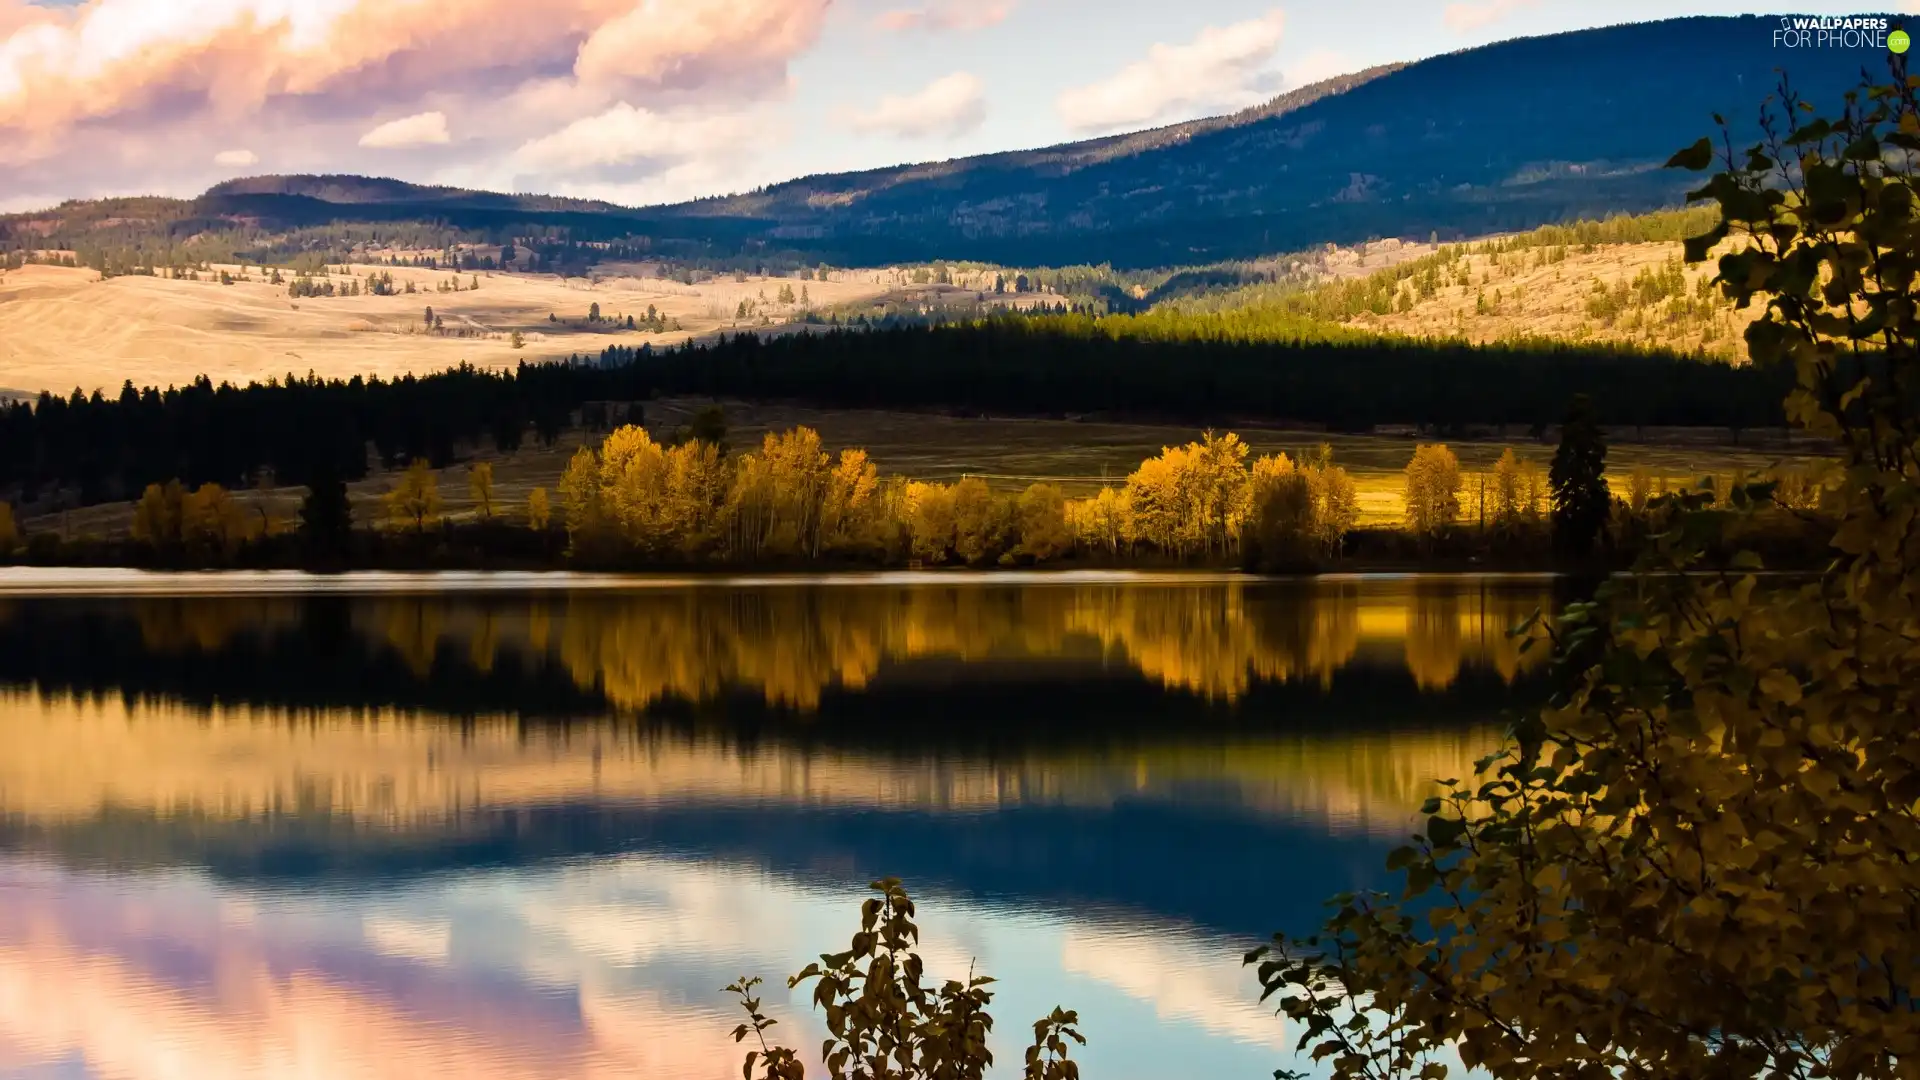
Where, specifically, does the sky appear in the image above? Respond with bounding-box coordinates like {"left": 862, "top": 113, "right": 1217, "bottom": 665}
{"left": 0, "top": 0, "right": 1904, "bottom": 213}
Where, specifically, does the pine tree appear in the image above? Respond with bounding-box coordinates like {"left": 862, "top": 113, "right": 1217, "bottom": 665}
{"left": 299, "top": 470, "right": 353, "bottom": 554}
{"left": 1549, "top": 393, "right": 1610, "bottom": 554}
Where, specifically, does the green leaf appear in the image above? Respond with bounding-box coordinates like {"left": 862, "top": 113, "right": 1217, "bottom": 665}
{"left": 1666, "top": 136, "right": 1715, "bottom": 171}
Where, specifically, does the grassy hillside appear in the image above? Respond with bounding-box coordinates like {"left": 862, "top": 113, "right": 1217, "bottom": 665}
{"left": 1151, "top": 207, "right": 1755, "bottom": 361}
{"left": 0, "top": 262, "right": 891, "bottom": 395}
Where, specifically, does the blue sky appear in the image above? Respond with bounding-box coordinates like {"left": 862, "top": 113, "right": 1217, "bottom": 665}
{"left": 0, "top": 0, "right": 1899, "bottom": 210}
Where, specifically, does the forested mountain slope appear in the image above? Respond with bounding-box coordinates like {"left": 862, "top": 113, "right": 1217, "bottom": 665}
{"left": 662, "top": 17, "right": 1871, "bottom": 266}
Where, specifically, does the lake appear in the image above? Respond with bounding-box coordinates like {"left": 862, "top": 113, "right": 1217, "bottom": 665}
{"left": 0, "top": 570, "right": 1563, "bottom": 1080}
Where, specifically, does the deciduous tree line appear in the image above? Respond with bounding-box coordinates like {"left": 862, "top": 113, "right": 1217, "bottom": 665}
{"left": 544, "top": 425, "right": 1374, "bottom": 568}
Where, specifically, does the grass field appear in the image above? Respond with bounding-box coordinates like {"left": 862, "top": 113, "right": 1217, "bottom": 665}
{"left": 21, "top": 399, "right": 1827, "bottom": 538}
{"left": 0, "top": 263, "right": 894, "bottom": 396}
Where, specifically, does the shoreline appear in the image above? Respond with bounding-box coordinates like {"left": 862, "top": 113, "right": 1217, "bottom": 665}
{"left": 0, "top": 564, "right": 1575, "bottom": 597}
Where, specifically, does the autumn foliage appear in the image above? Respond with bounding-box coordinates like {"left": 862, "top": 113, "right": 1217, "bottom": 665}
{"left": 547, "top": 424, "right": 1367, "bottom": 568}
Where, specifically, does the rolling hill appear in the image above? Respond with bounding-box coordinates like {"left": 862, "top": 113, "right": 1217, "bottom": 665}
{"left": 0, "top": 16, "right": 1885, "bottom": 271}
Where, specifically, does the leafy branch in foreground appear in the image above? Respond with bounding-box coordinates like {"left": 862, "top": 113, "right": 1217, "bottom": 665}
{"left": 726, "top": 878, "right": 1085, "bottom": 1079}
{"left": 1246, "top": 62, "right": 1920, "bottom": 1080}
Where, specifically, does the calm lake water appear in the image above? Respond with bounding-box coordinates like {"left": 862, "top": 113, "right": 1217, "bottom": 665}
{"left": 0, "top": 570, "right": 1562, "bottom": 1080}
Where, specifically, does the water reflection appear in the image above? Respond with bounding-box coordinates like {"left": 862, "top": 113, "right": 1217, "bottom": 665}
{"left": 0, "top": 573, "right": 1560, "bottom": 1080}
{"left": 0, "top": 575, "right": 1553, "bottom": 712}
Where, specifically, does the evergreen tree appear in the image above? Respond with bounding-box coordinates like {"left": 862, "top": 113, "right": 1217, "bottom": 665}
{"left": 1549, "top": 393, "right": 1610, "bottom": 554}
{"left": 687, "top": 405, "right": 727, "bottom": 453}
{"left": 299, "top": 470, "right": 353, "bottom": 554}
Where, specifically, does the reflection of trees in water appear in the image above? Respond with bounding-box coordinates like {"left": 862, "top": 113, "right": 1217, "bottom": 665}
{"left": 133, "top": 598, "right": 300, "bottom": 655}
{"left": 559, "top": 591, "right": 893, "bottom": 712}
{"left": 1404, "top": 589, "right": 1464, "bottom": 692}
{"left": 0, "top": 690, "right": 1500, "bottom": 840}
{"left": 542, "top": 581, "right": 1554, "bottom": 708}
{"left": 88, "top": 581, "right": 1556, "bottom": 711}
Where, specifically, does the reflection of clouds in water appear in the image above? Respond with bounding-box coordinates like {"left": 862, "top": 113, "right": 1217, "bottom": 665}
{"left": 361, "top": 914, "right": 450, "bottom": 965}
{"left": 1061, "top": 927, "right": 1289, "bottom": 1049}
{"left": 0, "top": 855, "right": 1288, "bottom": 1080}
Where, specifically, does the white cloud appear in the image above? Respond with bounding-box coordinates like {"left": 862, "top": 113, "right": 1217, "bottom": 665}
{"left": 847, "top": 72, "right": 985, "bottom": 138}
{"left": 212, "top": 148, "right": 257, "bottom": 167}
{"left": 1056, "top": 10, "right": 1287, "bottom": 133}
{"left": 1443, "top": 0, "right": 1536, "bottom": 33}
{"left": 358, "top": 111, "right": 451, "bottom": 149}
{"left": 511, "top": 103, "right": 759, "bottom": 174}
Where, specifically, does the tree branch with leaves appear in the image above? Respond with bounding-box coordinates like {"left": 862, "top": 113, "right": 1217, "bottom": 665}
{"left": 1248, "top": 59, "right": 1920, "bottom": 1080}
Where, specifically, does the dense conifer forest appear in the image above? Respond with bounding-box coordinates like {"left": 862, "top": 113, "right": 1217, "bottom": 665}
{"left": 0, "top": 322, "right": 1793, "bottom": 514}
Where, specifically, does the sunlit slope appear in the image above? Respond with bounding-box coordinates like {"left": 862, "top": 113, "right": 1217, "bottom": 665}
{"left": 1344, "top": 240, "right": 1756, "bottom": 361}
{"left": 1154, "top": 209, "right": 1758, "bottom": 362}
{"left": 0, "top": 263, "right": 888, "bottom": 396}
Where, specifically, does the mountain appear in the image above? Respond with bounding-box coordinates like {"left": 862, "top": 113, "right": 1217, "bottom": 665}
{"left": 0, "top": 16, "right": 1886, "bottom": 271}
{"left": 659, "top": 16, "right": 1875, "bottom": 266}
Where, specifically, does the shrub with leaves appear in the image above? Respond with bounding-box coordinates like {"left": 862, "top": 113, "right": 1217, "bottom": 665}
{"left": 1247, "top": 64, "right": 1920, "bottom": 1080}
{"left": 726, "top": 878, "right": 1085, "bottom": 1080}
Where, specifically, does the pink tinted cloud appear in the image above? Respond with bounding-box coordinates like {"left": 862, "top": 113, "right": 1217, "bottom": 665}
{"left": 576, "top": 0, "right": 831, "bottom": 93}
{"left": 0, "top": 0, "right": 830, "bottom": 168}
{"left": 876, "top": 1, "right": 1012, "bottom": 33}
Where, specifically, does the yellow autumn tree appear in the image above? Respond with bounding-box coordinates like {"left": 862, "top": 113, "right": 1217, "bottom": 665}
{"left": 727, "top": 427, "right": 832, "bottom": 559}
{"left": 1245, "top": 453, "right": 1316, "bottom": 568}
{"left": 385, "top": 460, "right": 443, "bottom": 533}
{"left": 1305, "top": 445, "right": 1359, "bottom": 558}
{"left": 1490, "top": 447, "right": 1525, "bottom": 526}
{"left": 1015, "top": 482, "right": 1071, "bottom": 563}
{"left": 1071, "top": 486, "right": 1131, "bottom": 557}
{"left": 181, "top": 483, "right": 248, "bottom": 555}
{"left": 1125, "top": 445, "right": 1196, "bottom": 556}
{"left": 559, "top": 445, "right": 606, "bottom": 547}
{"left": 951, "top": 477, "right": 1013, "bottom": 566}
{"left": 1194, "top": 430, "right": 1253, "bottom": 556}
{"left": 527, "top": 487, "right": 552, "bottom": 532}
{"left": 469, "top": 461, "right": 496, "bottom": 521}
{"left": 662, "top": 439, "right": 729, "bottom": 552}
{"left": 904, "top": 481, "right": 955, "bottom": 563}
{"left": 131, "top": 481, "right": 186, "bottom": 547}
{"left": 821, "top": 448, "right": 887, "bottom": 555}
{"left": 1403, "top": 443, "right": 1461, "bottom": 538}
{"left": 598, "top": 424, "right": 671, "bottom": 547}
